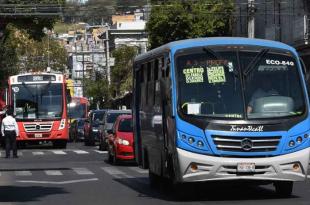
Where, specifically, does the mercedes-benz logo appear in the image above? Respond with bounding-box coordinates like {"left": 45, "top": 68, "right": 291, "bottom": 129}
{"left": 241, "top": 138, "right": 253, "bottom": 151}
{"left": 36, "top": 124, "right": 40, "bottom": 130}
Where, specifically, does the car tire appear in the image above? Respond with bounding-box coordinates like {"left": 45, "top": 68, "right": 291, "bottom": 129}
{"left": 107, "top": 148, "right": 113, "bottom": 163}
{"left": 274, "top": 181, "right": 293, "bottom": 197}
{"left": 112, "top": 149, "right": 118, "bottom": 165}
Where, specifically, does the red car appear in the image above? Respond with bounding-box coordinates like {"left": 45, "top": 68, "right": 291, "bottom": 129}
{"left": 107, "top": 115, "right": 134, "bottom": 164}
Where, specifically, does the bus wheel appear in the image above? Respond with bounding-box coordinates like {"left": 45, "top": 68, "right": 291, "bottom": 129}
{"left": 274, "top": 181, "right": 293, "bottom": 197}
{"left": 53, "top": 140, "right": 67, "bottom": 149}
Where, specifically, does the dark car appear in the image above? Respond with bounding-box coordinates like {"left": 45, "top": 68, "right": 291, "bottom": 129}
{"left": 69, "top": 118, "right": 86, "bottom": 142}
{"left": 98, "top": 109, "right": 131, "bottom": 150}
{"left": 84, "top": 110, "right": 106, "bottom": 146}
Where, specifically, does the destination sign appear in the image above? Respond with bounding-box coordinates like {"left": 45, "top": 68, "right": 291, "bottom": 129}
{"left": 17, "top": 75, "right": 56, "bottom": 82}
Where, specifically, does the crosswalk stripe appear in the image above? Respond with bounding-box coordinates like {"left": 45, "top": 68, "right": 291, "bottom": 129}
{"left": 45, "top": 170, "right": 63, "bottom": 176}
{"left": 93, "top": 150, "right": 108, "bottom": 154}
{"left": 33, "top": 151, "right": 44, "bottom": 156}
{"left": 15, "top": 171, "right": 32, "bottom": 176}
{"left": 72, "top": 150, "right": 89, "bottom": 154}
{"left": 129, "top": 167, "right": 149, "bottom": 174}
{"left": 52, "top": 150, "right": 67, "bottom": 155}
{"left": 73, "top": 167, "right": 94, "bottom": 175}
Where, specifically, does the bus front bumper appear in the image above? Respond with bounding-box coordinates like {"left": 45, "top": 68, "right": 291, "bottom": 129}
{"left": 177, "top": 147, "right": 310, "bottom": 182}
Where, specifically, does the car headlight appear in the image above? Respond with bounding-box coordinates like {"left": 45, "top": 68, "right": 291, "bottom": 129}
{"left": 117, "top": 138, "right": 130, "bottom": 146}
{"left": 93, "top": 128, "right": 99, "bottom": 132}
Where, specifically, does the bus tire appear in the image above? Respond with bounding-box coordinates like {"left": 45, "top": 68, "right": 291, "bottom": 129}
{"left": 274, "top": 181, "right": 293, "bottom": 197}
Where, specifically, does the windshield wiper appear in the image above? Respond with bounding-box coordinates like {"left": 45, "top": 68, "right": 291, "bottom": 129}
{"left": 243, "top": 48, "right": 269, "bottom": 76}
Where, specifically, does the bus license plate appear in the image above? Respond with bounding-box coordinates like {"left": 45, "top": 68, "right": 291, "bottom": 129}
{"left": 34, "top": 133, "right": 43, "bottom": 138}
{"left": 237, "top": 163, "right": 255, "bottom": 173}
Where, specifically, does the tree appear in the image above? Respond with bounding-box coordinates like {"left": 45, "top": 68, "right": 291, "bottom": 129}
{"left": 84, "top": 74, "right": 110, "bottom": 109}
{"left": 146, "top": 0, "right": 234, "bottom": 49}
{"left": 0, "top": 23, "right": 67, "bottom": 87}
{"left": 110, "top": 45, "right": 138, "bottom": 98}
{"left": 0, "top": 0, "right": 66, "bottom": 87}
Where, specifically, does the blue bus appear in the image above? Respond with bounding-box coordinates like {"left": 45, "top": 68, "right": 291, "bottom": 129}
{"left": 132, "top": 37, "right": 310, "bottom": 196}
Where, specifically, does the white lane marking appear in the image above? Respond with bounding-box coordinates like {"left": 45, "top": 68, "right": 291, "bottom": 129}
{"left": 93, "top": 150, "right": 108, "bottom": 154}
{"left": 45, "top": 170, "right": 63, "bottom": 176}
{"left": 73, "top": 167, "right": 94, "bottom": 175}
{"left": 101, "top": 167, "right": 134, "bottom": 179}
{"left": 72, "top": 150, "right": 89, "bottom": 154}
{"left": 52, "top": 150, "right": 67, "bottom": 155}
{"left": 33, "top": 151, "right": 44, "bottom": 156}
{"left": 15, "top": 171, "right": 32, "bottom": 176}
{"left": 129, "top": 167, "right": 149, "bottom": 174}
{"left": 16, "top": 178, "right": 99, "bottom": 184}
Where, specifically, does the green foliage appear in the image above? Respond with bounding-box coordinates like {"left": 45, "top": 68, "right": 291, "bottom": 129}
{"left": 146, "top": 0, "right": 234, "bottom": 49}
{"left": 85, "top": 75, "right": 110, "bottom": 108}
{"left": 0, "top": 23, "right": 67, "bottom": 87}
{"left": 0, "top": 0, "right": 65, "bottom": 87}
{"left": 110, "top": 45, "right": 138, "bottom": 98}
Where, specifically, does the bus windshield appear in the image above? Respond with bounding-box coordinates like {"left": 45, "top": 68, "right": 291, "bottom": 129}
{"left": 68, "top": 102, "right": 87, "bottom": 119}
{"left": 177, "top": 46, "right": 305, "bottom": 119}
{"left": 12, "top": 83, "right": 63, "bottom": 120}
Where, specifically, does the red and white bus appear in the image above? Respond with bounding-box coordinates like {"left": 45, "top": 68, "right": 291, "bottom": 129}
{"left": 7, "top": 73, "right": 69, "bottom": 148}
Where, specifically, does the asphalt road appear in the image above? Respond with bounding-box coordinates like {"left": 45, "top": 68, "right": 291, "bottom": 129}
{"left": 0, "top": 142, "right": 309, "bottom": 205}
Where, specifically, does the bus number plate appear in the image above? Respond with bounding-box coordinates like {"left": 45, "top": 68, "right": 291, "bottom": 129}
{"left": 34, "top": 133, "right": 43, "bottom": 138}
{"left": 237, "top": 163, "right": 255, "bottom": 173}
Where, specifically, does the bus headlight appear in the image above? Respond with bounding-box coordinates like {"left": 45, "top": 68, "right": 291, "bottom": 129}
{"left": 178, "top": 131, "right": 209, "bottom": 151}
{"left": 58, "top": 119, "right": 66, "bottom": 130}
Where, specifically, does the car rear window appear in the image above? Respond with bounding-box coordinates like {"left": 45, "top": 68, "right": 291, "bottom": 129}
{"left": 107, "top": 112, "right": 128, "bottom": 123}
{"left": 118, "top": 119, "right": 133, "bottom": 132}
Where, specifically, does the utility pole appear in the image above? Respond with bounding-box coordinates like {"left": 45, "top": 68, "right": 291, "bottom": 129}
{"left": 248, "top": 0, "right": 255, "bottom": 38}
{"left": 105, "top": 25, "right": 111, "bottom": 85}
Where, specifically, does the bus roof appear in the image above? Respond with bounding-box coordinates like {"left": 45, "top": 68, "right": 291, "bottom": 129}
{"left": 9, "top": 72, "right": 65, "bottom": 84}
{"left": 134, "top": 37, "right": 297, "bottom": 62}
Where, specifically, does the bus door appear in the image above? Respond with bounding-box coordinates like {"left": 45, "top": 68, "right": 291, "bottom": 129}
{"left": 133, "top": 63, "right": 143, "bottom": 166}
{"left": 160, "top": 56, "right": 175, "bottom": 177}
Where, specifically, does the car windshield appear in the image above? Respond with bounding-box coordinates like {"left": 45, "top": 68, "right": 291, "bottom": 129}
{"left": 177, "top": 46, "right": 305, "bottom": 120}
{"left": 118, "top": 118, "right": 133, "bottom": 132}
{"left": 12, "top": 83, "right": 63, "bottom": 120}
{"left": 93, "top": 112, "right": 105, "bottom": 122}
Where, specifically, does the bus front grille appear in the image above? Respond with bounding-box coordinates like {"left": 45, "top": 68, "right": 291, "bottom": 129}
{"left": 23, "top": 122, "right": 53, "bottom": 132}
{"left": 211, "top": 135, "right": 281, "bottom": 152}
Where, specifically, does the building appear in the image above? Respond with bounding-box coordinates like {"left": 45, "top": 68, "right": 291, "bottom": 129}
{"left": 233, "top": 0, "right": 310, "bottom": 68}
{"left": 105, "top": 10, "right": 148, "bottom": 54}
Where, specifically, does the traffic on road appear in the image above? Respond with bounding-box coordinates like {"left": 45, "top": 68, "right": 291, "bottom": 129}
{"left": 1, "top": 1, "right": 310, "bottom": 204}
